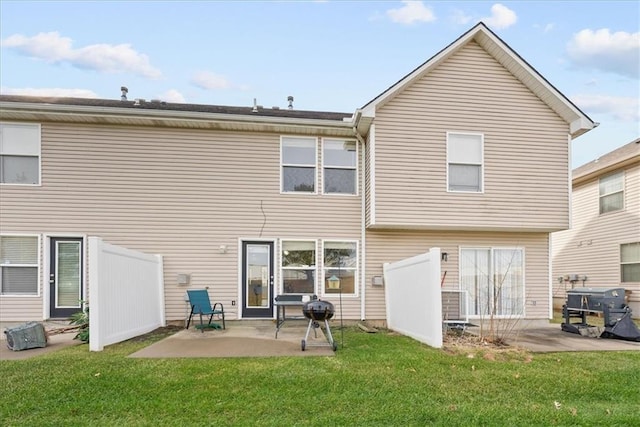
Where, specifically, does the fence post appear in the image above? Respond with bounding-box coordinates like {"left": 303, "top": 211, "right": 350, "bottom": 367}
{"left": 88, "top": 237, "right": 104, "bottom": 351}
{"left": 156, "top": 254, "right": 166, "bottom": 327}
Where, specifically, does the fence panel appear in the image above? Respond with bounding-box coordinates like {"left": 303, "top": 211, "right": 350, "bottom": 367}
{"left": 88, "top": 237, "right": 165, "bottom": 351}
{"left": 383, "top": 248, "right": 442, "bottom": 348}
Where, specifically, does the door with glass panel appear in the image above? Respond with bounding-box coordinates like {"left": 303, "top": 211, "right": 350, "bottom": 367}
{"left": 241, "top": 241, "right": 274, "bottom": 318}
{"left": 460, "top": 248, "right": 524, "bottom": 317}
{"left": 49, "top": 238, "right": 83, "bottom": 318}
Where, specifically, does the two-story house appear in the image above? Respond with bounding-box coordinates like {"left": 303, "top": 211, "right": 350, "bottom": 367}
{"left": 0, "top": 23, "right": 595, "bottom": 324}
{"left": 552, "top": 139, "right": 640, "bottom": 315}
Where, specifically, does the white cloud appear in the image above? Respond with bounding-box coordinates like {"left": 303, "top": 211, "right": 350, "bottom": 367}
{"left": 482, "top": 4, "right": 517, "bottom": 30}
{"left": 534, "top": 23, "right": 555, "bottom": 33}
{"left": 1, "top": 32, "right": 161, "bottom": 79}
{"left": 451, "top": 9, "right": 472, "bottom": 25}
{"left": 387, "top": 1, "right": 436, "bottom": 25}
{"left": 190, "top": 71, "right": 232, "bottom": 90}
{"left": 158, "top": 89, "right": 186, "bottom": 103}
{"left": 572, "top": 94, "right": 639, "bottom": 122}
{"left": 567, "top": 29, "right": 640, "bottom": 79}
{"left": 0, "top": 86, "right": 98, "bottom": 98}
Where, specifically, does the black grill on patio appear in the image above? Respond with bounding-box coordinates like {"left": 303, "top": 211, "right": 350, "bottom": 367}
{"left": 561, "top": 287, "right": 640, "bottom": 341}
{"left": 301, "top": 300, "right": 338, "bottom": 351}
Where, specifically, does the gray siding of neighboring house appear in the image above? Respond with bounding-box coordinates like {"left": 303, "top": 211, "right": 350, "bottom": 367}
{"left": 552, "top": 162, "right": 640, "bottom": 314}
{"left": 369, "top": 41, "right": 571, "bottom": 231}
{"left": 0, "top": 122, "right": 363, "bottom": 321}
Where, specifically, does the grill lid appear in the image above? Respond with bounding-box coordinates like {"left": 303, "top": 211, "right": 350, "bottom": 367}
{"left": 302, "top": 300, "right": 335, "bottom": 321}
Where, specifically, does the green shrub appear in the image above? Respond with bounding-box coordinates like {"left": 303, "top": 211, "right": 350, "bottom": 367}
{"left": 69, "top": 302, "right": 89, "bottom": 343}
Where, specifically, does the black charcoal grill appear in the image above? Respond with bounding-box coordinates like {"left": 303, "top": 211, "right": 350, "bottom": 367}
{"left": 301, "top": 300, "right": 338, "bottom": 351}
{"left": 561, "top": 287, "right": 640, "bottom": 341}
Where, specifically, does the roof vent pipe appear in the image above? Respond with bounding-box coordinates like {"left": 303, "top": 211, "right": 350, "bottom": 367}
{"left": 252, "top": 98, "right": 258, "bottom": 113}
{"left": 287, "top": 95, "right": 294, "bottom": 110}
{"left": 120, "top": 86, "right": 128, "bottom": 101}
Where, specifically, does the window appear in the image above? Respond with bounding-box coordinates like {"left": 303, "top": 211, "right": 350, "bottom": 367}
{"left": 282, "top": 241, "right": 316, "bottom": 294}
{"left": 621, "top": 242, "right": 640, "bottom": 283}
{"left": 0, "top": 236, "right": 39, "bottom": 295}
{"left": 281, "top": 137, "right": 316, "bottom": 193}
{"left": 323, "top": 241, "right": 357, "bottom": 295}
{"left": 323, "top": 139, "right": 357, "bottom": 194}
{"left": 599, "top": 171, "right": 624, "bottom": 214}
{"left": 0, "top": 123, "right": 41, "bottom": 185}
{"left": 460, "top": 248, "right": 524, "bottom": 316}
{"left": 447, "top": 132, "right": 483, "bottom": 192}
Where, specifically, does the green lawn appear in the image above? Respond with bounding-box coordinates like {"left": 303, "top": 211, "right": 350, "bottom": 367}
{"left": 1, "top": 327, "right": 639, "bottom": 426}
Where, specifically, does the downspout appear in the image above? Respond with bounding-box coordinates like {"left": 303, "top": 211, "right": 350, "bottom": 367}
{"left": 353, "top": 125, "right": 367, "bottom": 320}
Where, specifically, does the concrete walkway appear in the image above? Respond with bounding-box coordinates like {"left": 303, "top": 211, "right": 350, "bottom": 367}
{"left": 1, "top": 320, "right": 82, "bottom": 361}
{"left": 3, "top": 319, "right": 638, "bottom": 360}
{"left": 467, "top": 320, "right": 640, "bottom": 352}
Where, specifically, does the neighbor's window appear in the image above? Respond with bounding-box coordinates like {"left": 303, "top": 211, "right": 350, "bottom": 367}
{"left": 323, "top": 241, "right": 357, "bottom": 295}
{"left": 281, "top": 136, "right": 316, "bottom": 193}
{"left": 621, "top": 242, "right": 640, "bottom": 283}
{"left": 599, "top": 171, "right": 624, "bottom": 214}
{"left": 0, "top": 236, "right": 39, "bottom": 295}
{"left": 323, "top": 139, "right": 357, "bottom": 194}
{"left": 447, "top": 132, "right": 483, "bottom": 192}
{"left": 282, "top": 241, "right": 316, "bottom": 294}
{"left": 0, "top": 123, "right": 41, "bottom": 185}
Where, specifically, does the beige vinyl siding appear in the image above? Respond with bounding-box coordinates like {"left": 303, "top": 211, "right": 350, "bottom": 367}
{"left": 372, "top": 41, "right": 570, "bottom": 231}
{"left": 552, "top": 163, "right": 640, "bottom": 313}
{"left": 0, "top": 296, "right": 43, "bottom": 321}
{"left": 364, "top": 230, "right": 551, "bottom": 320}
{"left": 0, "top": 123, "right": 362, "bottom": 321}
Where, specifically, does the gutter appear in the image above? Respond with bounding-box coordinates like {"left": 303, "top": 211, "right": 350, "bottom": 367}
{"left": 0, "top": 101, "right": 357, "bottom": 131}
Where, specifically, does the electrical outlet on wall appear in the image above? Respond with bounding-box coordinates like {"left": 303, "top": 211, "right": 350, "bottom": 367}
{"left": 231, "top": 300, "right": 236, "bottom": 306}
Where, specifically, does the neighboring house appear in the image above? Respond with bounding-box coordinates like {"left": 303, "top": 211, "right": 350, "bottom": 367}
{"left": 552, "top": 139, "right": 640, "bottom": 315}
{"left": 0, "top": 23, "right": 595, "bottom": 324}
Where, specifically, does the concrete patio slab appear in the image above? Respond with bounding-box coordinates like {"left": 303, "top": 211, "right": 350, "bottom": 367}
{"left": 1, "top": 328, "right": 81, "bottom": 361}
{"left": 129, "top": 320, "right": 337, "bottom": 358}
{"left": 467, "top": 321, "right": 640, "bottom": 353}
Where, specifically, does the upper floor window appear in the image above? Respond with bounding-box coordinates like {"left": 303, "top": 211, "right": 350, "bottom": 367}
{"left": 1, "top": 235, "right": 39, "bottom": 295}
{"left": 447, "top": 132, "right": 483, "bottom": 193}
{"left": 281, "top": 240, "right": 316, "bottom": 294}
{"left": 599, "top": 171, "right": 624, "bottom": 214}
{"left": 0, "top": 123, "right": 41, "bottom": 185}
{"left": 323, "top": 241, "right": 357, "bottom": 296}
{"left": 621, "top": 242, "right": 639, "bottom": 283}
{"left": 281, "top": 136, "right": 316, "bottom": 193}
{"left": 323, "top": 139, "right": 357, "bottom": 194}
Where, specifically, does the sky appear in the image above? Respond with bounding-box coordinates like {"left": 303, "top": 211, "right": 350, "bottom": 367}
{"left": 1, "top": 1, "right": 638, "bottom": 167}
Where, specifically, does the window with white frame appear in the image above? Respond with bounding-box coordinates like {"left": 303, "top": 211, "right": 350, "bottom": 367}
{"left": 599, "top": 171, "right": 624, "bottom": 214}
{"left": 447, "top": 132, "right": 483, "bottom": 192}
{"left": 323, "top": 139, "right": 357, "bottom": 194}
{"left": 281, "top": 137, "right": 316, "bottom": 193}
{"left": 459, "top": 247, "right": 524, "bottom": 316}
{"left": 323, "top": 241, "right": 357, "bottom": 295}
{"left": 0, "top": 123, "right": 41, "bottom": 185}
{"left": 0, "top": 236, "right": 39, "bottom": 295}
{"left": 282, "top": 241, "right": 316, "bottom": 294}
{"left": 621, "top": 242, "right": 640, "bottom": 283}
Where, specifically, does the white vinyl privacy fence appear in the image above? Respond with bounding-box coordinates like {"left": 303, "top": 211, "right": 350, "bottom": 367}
{"left": 88, "top": 237, "right": 165, "bottom": 351}
{"left": 383, "top": 248, "right": 443, "bottom": 348}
